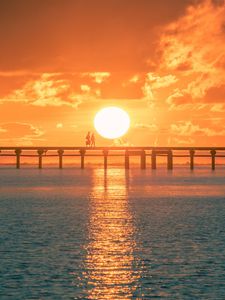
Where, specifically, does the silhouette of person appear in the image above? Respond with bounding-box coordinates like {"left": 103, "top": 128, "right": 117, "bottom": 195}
{"left": 91, "top": 133, "right": 95, "bottom": 147}
{"left": 86, "top": 131, "right": 91, "bottom": 147}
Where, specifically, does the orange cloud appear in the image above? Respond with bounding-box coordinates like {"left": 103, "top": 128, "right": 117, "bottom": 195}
{"left": 170, "top": 121, "right": 225, "bottom": 137}
{"left": 129, "top": 75, "right": 140, "bottom": 83}
{"left": 82, "top": 72, "right": 111, "bottom": 84}
{"left": 56, "top": 123, "right": 63, "bottom": 129}
{"left": 141, "top": 72, "right": 178, "bottom": 106}
{"left": 210, "top": 104, "right": 225, "bottom": 112}
{"left": 157, "top": 0, "right": 225, "bottom": 109}
{"left": 0, "top": 127, "right": 7, "bottom": 133}
{"left": 1, "top": 73, "right": 99, "bottom": 108}
{"left": 134, "top": 123, "right": 158, "bottom": 132}
{"left": 146, "top": 73, "right": 178, "bottom": 89}
{"left": 169, "top": 137, "right": 195, "bottom": 145}
{"left": 0, "top": 122, "right": 45, "bottom": 145}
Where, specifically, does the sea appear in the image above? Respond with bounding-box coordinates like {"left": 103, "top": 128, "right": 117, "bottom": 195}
{"left": 0, "top": 165, "right": 225, "bottom": 299}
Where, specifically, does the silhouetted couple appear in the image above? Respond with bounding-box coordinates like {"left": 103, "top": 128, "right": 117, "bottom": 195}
{"left": 86, "top": 132, "right": 95, "bottom": 147}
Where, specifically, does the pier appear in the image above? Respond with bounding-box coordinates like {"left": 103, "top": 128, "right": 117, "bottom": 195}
{"left": 0, "top": 147, "right": 225, "bottom": 170}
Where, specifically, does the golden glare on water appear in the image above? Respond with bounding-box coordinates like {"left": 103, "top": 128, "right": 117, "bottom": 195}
{"left": 94, "top": 107, "right": 130, "bottom": 139}
{"left": 85, "top": 169, "right": 139, "bottom": 299}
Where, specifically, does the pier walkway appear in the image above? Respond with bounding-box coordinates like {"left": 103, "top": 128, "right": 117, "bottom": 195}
{"left": 0, "top": 147, "right": 225, "bottom": 170}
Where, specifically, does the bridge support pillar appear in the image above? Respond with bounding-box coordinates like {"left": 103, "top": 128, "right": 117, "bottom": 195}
{"left": 80, "top": 149, "right": 86, "bottom": 169}
{"left": 211, "top": 150, "right": 216, "bottom": 170}
{"left": 15, "top": 148, "right": 22, "bottom": 169}
{"left": 168, "top": 150, "right": 173, "bottom": 170}
{"left": 190, "top": 149, "right": 195, "bottom": 170}
{"left": 37, "top": 149, "right": 44, "bottom": 169}
{"left": 103, "top": 149, "right": 108, "bottom": 169}
{"left": 58, "top": 149, "right": 64, "bottom": 169}
{"left": 141, "top": 150, "right": 146, "bottom": 169}
{"left": 125, "top": 150, "right": 129, "bottom": 169}
{"left": 151, "top": 151, "right": 156, "bottom": 169}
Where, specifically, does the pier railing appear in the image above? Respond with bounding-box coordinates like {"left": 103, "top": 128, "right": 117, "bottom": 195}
{"left": 0, "top": 147, "right": 225, "bottom": 170}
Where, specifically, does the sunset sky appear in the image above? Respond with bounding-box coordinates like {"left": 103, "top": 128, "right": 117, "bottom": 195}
{"left": 0, "top": 0, "right": 225, "bottom": 146}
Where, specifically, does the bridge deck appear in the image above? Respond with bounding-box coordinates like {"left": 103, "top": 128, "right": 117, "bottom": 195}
{"left": 1, "top": 146, "right": 225, "bottom": 150}
{"left": 0, "top": 146, "right": 224, "bottom": 170}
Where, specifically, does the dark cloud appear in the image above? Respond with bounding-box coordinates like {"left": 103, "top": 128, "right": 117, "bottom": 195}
{"left": 212, "top": 0, "right": 224, "bottom": 6}
{"left": 0, "top": 0, "right": 193, "bottom": 72}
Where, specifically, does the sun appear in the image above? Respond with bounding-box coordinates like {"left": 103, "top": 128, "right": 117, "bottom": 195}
{"left": 94, "top": 107, "right": 130, "bottom": 139}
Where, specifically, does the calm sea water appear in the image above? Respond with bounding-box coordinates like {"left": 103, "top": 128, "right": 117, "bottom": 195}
{"left": 0, "top": 166, "right": 225, "bottom": 299}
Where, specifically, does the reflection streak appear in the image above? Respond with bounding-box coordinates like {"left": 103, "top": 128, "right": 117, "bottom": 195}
{"left": 85, "top": 169, "right": 139, "bottom": 299}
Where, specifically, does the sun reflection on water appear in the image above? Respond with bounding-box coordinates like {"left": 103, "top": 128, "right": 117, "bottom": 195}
{"left": 85, "top": 169, "right": 140, "bottom": 299}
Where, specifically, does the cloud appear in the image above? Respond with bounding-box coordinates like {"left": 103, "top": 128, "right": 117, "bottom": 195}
{"left": 142, "top": 81, "right": 154, "bottom": 106}
{"left": 166, "top": 90, "right": 208, "bottom": 111}
{"left": 146, "top": 73, "right": 178, "bottom": 89}
{"left": 212, "top": 0, "right": 224, "bottom": 7}
{"left": 160, "top": 0, "right": 225, "bottom": 72}
{"left": 170, "top": 121, "right": 225, "bottom": 137}
{"left": 80, "top": 85, "right": 91, "bottom": 92}
{"left": 134, "top": 123, "right": 158, "bottom": 132}
{"left": 210, "top": 104, "right": 225, "bottom": 112}
{"left": 1, "top": 73, "right": 98, "bottom": 108}
{"left": 168, "top": 137, "right": 195, "bottom": 145}
{"left": 0, "top": 127, "right": 7, "bottom": 133}
{"left": 155, "top": 0, "right": 225, "bottom": 109}
{"left": 166, "top": 89, "right": 189, "bottom": 108}
{"left": 111, "top": 138, "right": 134, "bottom": 147}
{"left": 82, "top": 72, "right": 110, "bottom": 84}
{"left": 56, "top": 123, "right": 63, "bottom": 129}
{"left": 0, "top": 122, "right": 45, "bottom": 145}
{"left": 142, "top": 72, "right": 178, "bottom": 106}
{"left": 129, "top": 75, "right": 140, "bottom": 83}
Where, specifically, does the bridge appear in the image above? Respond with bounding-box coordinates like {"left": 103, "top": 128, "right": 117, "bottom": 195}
{"left": 0, "top": 146, "right": 225, "bottom": 170}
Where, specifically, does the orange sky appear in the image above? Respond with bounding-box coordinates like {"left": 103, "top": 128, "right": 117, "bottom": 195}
{"left": 0, "top": 0, "right": 225, "bottom": 146}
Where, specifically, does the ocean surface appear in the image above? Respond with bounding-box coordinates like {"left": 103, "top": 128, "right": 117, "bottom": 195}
{"left": 0, "top": 166, "right": 225, "bottom": 299}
